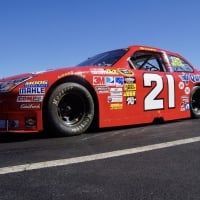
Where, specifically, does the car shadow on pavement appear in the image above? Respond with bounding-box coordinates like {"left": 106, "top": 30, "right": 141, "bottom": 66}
{"left": 0, "top": 131, "right": 52, "bottom": 143}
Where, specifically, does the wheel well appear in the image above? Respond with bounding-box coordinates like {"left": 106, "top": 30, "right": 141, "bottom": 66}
{"left": 42, "top": 76, "right": 99, "bottom": 131}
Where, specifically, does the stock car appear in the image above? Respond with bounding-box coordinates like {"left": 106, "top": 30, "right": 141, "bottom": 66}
{"left": 0, "top": 45, "right": 200, "bottom": 136}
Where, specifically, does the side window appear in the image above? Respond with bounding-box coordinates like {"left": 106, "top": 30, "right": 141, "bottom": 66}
{"left": 129, "top": 52, "right": 165, "bottom": 72}
{"left": 168, "top": 55, "right": 193, "bottom": 72}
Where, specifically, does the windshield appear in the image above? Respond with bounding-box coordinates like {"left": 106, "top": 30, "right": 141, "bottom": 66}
{"left": 77, "top": 49, "right": 128, "bottom": 67}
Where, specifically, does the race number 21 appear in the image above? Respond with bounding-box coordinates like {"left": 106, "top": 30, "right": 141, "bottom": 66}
{"left": 143, "top": 73, "right": 175, "bottom": 110}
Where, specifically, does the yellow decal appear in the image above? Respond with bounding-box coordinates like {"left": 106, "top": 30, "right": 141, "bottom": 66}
{"left": 110, "top": 103, "right": 123, "bottom": 110}
{"left": 105, "top": 69, "right": 119, "bottom": 75}
{"left": 123, "top": 91, "right": 136, "bottom": 97}
{"left": 124, "top": 83, "right": 136, "bottom": 91}
{"left": 170, "top": 57, "right": 184, "bottom": 67}
{"left": 139, "top": 47, "right": 157, "bottom": 52}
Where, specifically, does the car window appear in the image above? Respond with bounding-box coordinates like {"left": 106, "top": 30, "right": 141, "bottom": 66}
{"left": 77, "top": 49, "right": 128, "bottom": 67}
{"left": 129, "top": 51, "right": 165, "bottom": 71}
{"left": 168, "top": 55, "right": 193, "bottom": 72}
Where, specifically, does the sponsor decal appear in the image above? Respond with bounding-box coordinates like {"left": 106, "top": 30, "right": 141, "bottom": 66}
{"left": 24, "top": 80, "right": 48, "bottom": 87}
{"left": 126, "top": 97, "right": 136, "bottom": 105}
{"left": 58, "top": 71, "right": 85, "bottom": 79}
{"left": 0, "top": 120, "right": 6, "bottom": 128}
{"left": 105, "top": 76, "right": 115, "bottom": 86}
{"left": 124, "top": 83, "right": 136, "bottom": 91}
{"left": 124, "top": 91, "right": 136, "bottom": 97}
{"left": 178, "top": 82, "right": 184, "bottom": 90}
{"left": 180, "top": 95, "right": 190, "bottom": 111}
{"left": 170, "top": 57, "right": 184, "bottom": 67}
{"left": 105, "top": 69, "right": 119, "bottom": 75}
{"left": 8, "top": 120, "right": 19, "bottom": 128}
{"left": 124, "top": 77, "right": 136, "bottom": 83}
{"left": 110, "top": 88, "right": 123, "bottom": 96}
{"left": 19, "top": 87, "right": 45, "bottom": 95}
{"left": 118, "top": 69, "right": 134, "bottom": 77}
{"left": 95, "top": 86, "right": 109, "bottom": 93}
{"left": 184, "top": 87, "right": 190, "bottom": 95}
{"left": 17, "top": 96, "right": 43, "bottom": 102}
{"left": 180, "top": 73, "right": 200, "bottom": 85}
{"left": 115, "top": 77, "right": 124, "bottom": 86}
{"left": 139, "top": 47, "right": 157, "bottom": 51}
{"left": 110, "top": 103, "right": 123, "bottom": 110}
{"left": 90, "top": 68, "right": 106, "bottom": 75}
{"left": 20, "top": 103, "right": 41, "bottom": 109}
{"left": 181, "top": 95, "right": 189, "bottom": 100}
{"left": 0, "top": 120, "right": 20, "bottom": 128}
{"left": 180, "top": 102, "right": 190, "bottom": 111}
{"left": 93, "top": 76, "right": 105, "bottom": 85}
{"left": 108, "top": 96, "right": 123, "bottom": 103}
{"left": 25, "top": 117, "right": 37, "bottom": 128}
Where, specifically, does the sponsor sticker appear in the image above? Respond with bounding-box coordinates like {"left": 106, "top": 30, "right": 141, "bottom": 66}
{"left": 115, "top": 77, "right": 124, "bottom": 86}
{"left": 105, "top": 76, "right": 115, "bottom": 86}
{"left": 24, "top": 80, "right": 48, "bottom": 87}
{"left": 110, "top": 103, "right": 123, "bottom": 110}
{"left": 93, "top": 76, "right": 105, "bottom": 85}
{"left": 20, "top": 103, "right": 41, "bottom": 109}
{"left": 110, "top": 88, "right": 123, "bottom": 96}
{"left": 126, "top": 97, "right": 136, "bottom": 105}
{"left": 19, "top": 87, "right": 45, "bottom": 95}
{"left": 95, "top": 86, "right": 109, "bottom": 93}
{"left": 17, "top": 96, "right": 43, "bottom": 102}
{"left": 0, "top": 120, "right": 6, "bottom": 128}
{"left": 108, "top": 96, "right": 123, "bottom": 103}
{"left": 124, "top": 91, "right": 136, "bottom": 97}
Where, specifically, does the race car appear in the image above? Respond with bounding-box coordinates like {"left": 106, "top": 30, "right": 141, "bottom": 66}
{"left": 0, "top": 45, "right": 200, "bottom": 136}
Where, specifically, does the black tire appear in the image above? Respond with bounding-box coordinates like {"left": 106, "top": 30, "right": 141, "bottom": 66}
{"left": 190, "top": 86, "right": 200, "bottom": 118}
{"left": 46, "top": 82, "right": 95, "bottom": 136}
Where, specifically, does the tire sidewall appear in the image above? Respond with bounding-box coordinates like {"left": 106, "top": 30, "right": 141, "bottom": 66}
{"left": 190, "top": 86, "right": 200, "bottom": 118}
{"left": 47, "top": 82, "right": 95, "bottom": 136}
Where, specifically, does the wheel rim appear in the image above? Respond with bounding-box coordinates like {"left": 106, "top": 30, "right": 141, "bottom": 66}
{"left": 57, "top": 93, "right": 85, "bottom": 126}
{"left": 191, "top": 88, "right": 200, "bottom": 114}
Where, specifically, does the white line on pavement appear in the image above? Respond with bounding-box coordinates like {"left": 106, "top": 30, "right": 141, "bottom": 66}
{"left": 1, "top": 136, "right": 200, "bottom": 175}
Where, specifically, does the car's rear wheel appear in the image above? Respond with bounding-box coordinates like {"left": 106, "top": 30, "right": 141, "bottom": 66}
{"left": 190, "top": 86, "right": 200, "bottom": 118}
{"left": 45, "top": 82, "right": 95, "bottom": 136}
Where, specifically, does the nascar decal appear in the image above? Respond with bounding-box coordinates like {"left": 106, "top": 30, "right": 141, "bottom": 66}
{"left": 143, "top": 73, "right": 175, "bottom": 110}
{"left": 118, "top": 68, "right": 134, "bottom": 77}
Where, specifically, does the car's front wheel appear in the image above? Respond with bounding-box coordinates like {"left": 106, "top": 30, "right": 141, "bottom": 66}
{"left": 45, "top": 82, "right": 95, "bottom": 136}
{"left": 190, "top": 86, "right": 200, "bottom": 118}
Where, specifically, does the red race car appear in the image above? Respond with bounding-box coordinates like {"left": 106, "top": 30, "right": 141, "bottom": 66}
{"left": 0, "top": 45, "right": 200, "bottom": 136}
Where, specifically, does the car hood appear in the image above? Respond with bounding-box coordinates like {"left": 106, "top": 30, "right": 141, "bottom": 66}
{"left": 0, "top": 66, "right": 81, "bottom": 83}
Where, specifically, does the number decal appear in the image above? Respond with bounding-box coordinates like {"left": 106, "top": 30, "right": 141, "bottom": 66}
{"left": 144, "top": 73, "right": 175, "bottom": 110}
{"left": 166, "top": 74, "right": 175, "bottom": 108}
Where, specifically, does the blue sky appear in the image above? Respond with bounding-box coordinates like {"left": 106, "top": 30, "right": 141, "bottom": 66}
{"left": 0, "top": 0, "right": 200, "bottom": 78}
